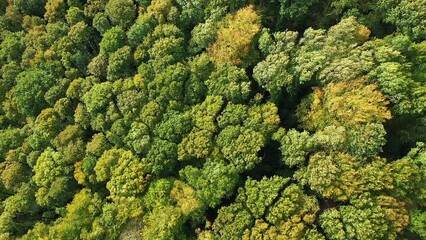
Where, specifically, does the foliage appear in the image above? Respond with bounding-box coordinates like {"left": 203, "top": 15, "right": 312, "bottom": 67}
{"left": 209, "top": 5, "right": 261, "bottom": 67}
{"left": 0, "top": 1, "right": 425, "bottom": 239}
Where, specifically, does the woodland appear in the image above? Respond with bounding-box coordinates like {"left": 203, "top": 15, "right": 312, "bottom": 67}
{"left": 0, "top": 0, "right": 426, "bottom": 239}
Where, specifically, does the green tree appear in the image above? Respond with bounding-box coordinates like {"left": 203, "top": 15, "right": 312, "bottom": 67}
{"left": 216, "top": 126, "right": 265, "bottom": 172}
{"left": 15, "top": 68, "right": 55, "bottom": 116}
{"left": 65, "top": 7, "right": 84, "bottom": 25}
{"left": 205, "top": 64, "right": 251, "bottom": 103}
{"left": 106, "top": 151, "right": 150, "bottom": 200}
{"left": 253, "top": 52, "right": 293, "bottom": 103}
{"left": 105, "top": 0, "right": 136, "bottom": 29}
{"left": 14, "top": 0, "right": 47, "bottom": 16}
{"left": 319, "top": 193, "right": 409, "bottom": 240}
{"left": 44, "top": 0, "right": 67, "bottom": 23}
{"left": 33, "top": 147, "right": 77, "bottom": 207}
{"left": 146, "top": 139, "right": 178, "bottom": 176}
{"left": 99, "top": 26, "right": 125, "bottom": 55}
{"left": 107, "top": 46, "right": 133, "bottom": 81}
{"left": 180, "top": 159, "right": 240, "bottom": 208}
{"left": 48, "top": 189, "right": 103, "bottom": 240}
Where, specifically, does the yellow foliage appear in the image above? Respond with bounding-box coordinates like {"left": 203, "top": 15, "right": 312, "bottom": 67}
{"left": 209, "top": 5, "right": 261, "bottom": 67}
{"left": 298, "top": 77, "right": 392, "bottom": 131}
{"left": 170, "top": 180, "right": 203, "bottom": 216}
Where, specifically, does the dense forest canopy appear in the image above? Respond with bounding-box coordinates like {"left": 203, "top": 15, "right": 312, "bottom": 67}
{"left": 0, "top": 0, "right": 426, "bottom": 239}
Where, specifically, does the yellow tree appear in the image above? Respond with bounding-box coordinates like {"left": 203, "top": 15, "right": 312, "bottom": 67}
{"left": 209, "top": 5, "right": 261, "bottom": 67}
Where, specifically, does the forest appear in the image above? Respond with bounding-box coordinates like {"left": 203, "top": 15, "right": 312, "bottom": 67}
{"left": 0, "top": 0, "right": 425, "bottom": 239}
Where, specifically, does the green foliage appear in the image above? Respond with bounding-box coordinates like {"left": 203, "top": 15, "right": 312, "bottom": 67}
{"left": 253, "top": 52, "right": 293, "bottom": 102}
{"left": 92, "top": 12, "right": 110, "bottom": 35}
{"left": 33, "top": 147, "right": 77, "bottom": 207}
{"left": 82, "top": 81, "right": 113, "bottom": 114}
{"left": 180, "top": 159, "right": 239, "bottom": 208}
{"left": 295, "top": 152, "right": 392, "bottom": 201}
{"left": 410, "top": 210, "right": 426, "bottom": 238}
{"left": 237, "top": 176, "right": 289, "bottom": 218}
{"left": 213, "top": 203, "right": 254, "bottom": 240}
{"left": 106, "top": 151, "right": 150, "bottom": 200}
{"left": 146, "top": 139, "right": 178, "bottom": 176}
{"left": 105, "top": 0, "right": 136, "bottom": 29}
{"left": 14, "top": 0, "right": 47, "bottom": 16}
{"left": 15, "top": 68, "right": 55, "bottom": 116}
{"left": 320, "top": 193, "right": 409, "bottom": 240}
{"left": 0, "top": 2, "right": 425, "bottom": 239}
{"left": 127, "top": 15, "right": 155, "bottom": 47}
{"left": 107, "top": 46, "right": 133, "bottom": 81}
{"left": 44, "top": 0, "right": 67, "bottom": 23}
{"left": 99, "top": 26, "right": 125, "bottom": 55}
{"left": 206, "top": 64, "right": 251, "bottom": 103}
{"left": 217, "top": 126, "right": 265, "bottom": 171}
{"left": 273, "top": 128, "right": 316, "bottom": 167}
{"left": 65, "top": 7, "right": 84, "bottom": 25}
{"left": 0, "top": 31, "right": 25, "bottom": 63}
{"left": 47, "top": 189, "right": 103, "bottom": 240}
{"left": 385, "top": 0, "right": 426, "bottom": 41}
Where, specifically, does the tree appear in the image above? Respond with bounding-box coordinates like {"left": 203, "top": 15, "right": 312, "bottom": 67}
{"left": 105, "top": 0, "right": 136, "bottom": 29}
{"left": 15, "top": 68, "right": 55, "bottom": 116}
{"left": 253, "top": 52, "right": 293, "bottom": 103}
{"left": 147, "top": 63, "right": 188, "bottom": 103}
{"left": 82, "top": 82, "right": 113, "bottom": 115}
{"left": 237, "top": 176, "right": 289, "bottom": 218}
{"left": 0, "top": 149, "right": 31, "bottom": 191}
{"left": 65, "top": 7, "right": 84, "bottom": 25}
{"left": 189, "top": 19, "right": 218, "bottom": 54}
{"left": 32, "top": 147, "right": 77, "bottom": 207}
{"left": 127, "top": 15, "right": 155, "bottom": 47}
{"left": 319, "top": 193, "right": 409, "bottom": 240}
{"left": 146, "top": 0, "right": 179, "bottom": 24}
{"left": 217, "top": 103, "right": 248, "bottom": 129}
{"left": 31, "top": 109, "right": 63, "bottom": 150}
{"left": 106, "top": 151, "right": 150, "bottom": 200}
{"left": 141, "top": 205, "right": 186, "bottom": 240}
{"left": 83, "top": 198, "right": 143, "bottom": 239}
{"left": 216, "top": 126, "right": 265, "bottom": 172}
{"left": 209, "top": 5, "right": 261, "bottom": 67}
{"left": 244, "top": 102, "right": 280, "bottom": 137}
{"left": 273, "top": 128, "right": 316, "bottom": 167}
{"left": 0, "top": 183, "right": 40, "bottom": 237}
{"left": 107, "top": 46, "right": 133, "bottom": 81}
{"left": 44, "top": 0, "right": 67, "bottom": 23}
{"left": 153, "top": 110, "right": 191, "bottom": 143}
{"left": 99, "top": 26, "right": 125, "bottom": 55}
{"left": 14, "top": 0, "right": 47, "bottom": 16}
{"left": 295, "top": 152, "right": 393, "bottom": 201}
{"left": 47, "top": 189, "right": 103, "bottom": 240}
{"left": 146, "top": 139, "right": 178, "bottom": 176}
{"left": 0, "top": 31, "right": 25, "bottom": 63}
{"left": 0, "top": 128, "right": 25, "bottom": 159}
{"left": 296, "top": 78, "right": 392, "bottom": 131}
{"left": 205, "top": 64, "right": 251, "bottom": 103}
{"left": 189, "top": 95, "right": 224, "bottom": 133}
{"left": 178, "top": 129, "right": 214, "bottom": 161}
{"left": 180, "top": 159, "right": 240, "bottom": 208}
{"left": 385, "top": 0, "right": 426, "bottom": 41}
{"left": 124, "top": 121, "right": 151, "bottom": 155}
{"left": 94, "top": 148, "right": 124, "bottom": 182}
{"left": 92, "top": 12, "right": 110, "bottom": 35}
{"left": 184, "top": 53, "right": 211, "bottom": 105}
{"left": 212, "top": 203, "right": 254, "bottom": 240}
